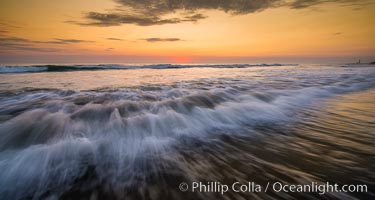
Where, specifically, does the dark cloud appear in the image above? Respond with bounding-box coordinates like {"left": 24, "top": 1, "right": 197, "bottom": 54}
{"left": 71, "top": 0, "right": 370, "bottom": 27}
{"left": 114, "top": 0, "right": 280, "bottom": 15}
{"left": 67, "top": 12, "right": 207, "bottom": 26}
{"left": 142, "top": 38, "right": 182, "bottom": 42}
{"left": 183, "top": 13, "right": 207, "bottom": 22}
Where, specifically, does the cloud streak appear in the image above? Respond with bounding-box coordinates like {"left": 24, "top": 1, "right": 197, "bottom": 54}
{"left": 0, "top": 37, "right": 93, "bottom": 52}
{"left": 107, "top": 38, "right": 125, "bottom": 41}
{"left": 289, "top": 0, "right": 370, "bottom": 9}
{"left": 0, "top": 21, "right": 22, "bottom": 30}
{"left": 70, "top": 0, "right": 371, "bottom": 27}
{"left": 0, "top": 30, "right": 9, "bottom": 35}
{"left": 0, "top": 41, "right": 60, "bottom": 52}
{"left": 0, "top": 21, "right": 23, "bottom": 36}
{"left": 0, "top": 37, "right": 30, "bottom": 43}
{"left": 142, "top": 38, "right": 182, "bottom": 42}
{"left": 43, "top": 38, "right": 94, "bottom": 44}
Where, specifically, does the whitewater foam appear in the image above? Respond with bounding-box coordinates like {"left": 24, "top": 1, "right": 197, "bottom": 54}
{"left": 0, "top": 64, "right": 374, "bottom": 199}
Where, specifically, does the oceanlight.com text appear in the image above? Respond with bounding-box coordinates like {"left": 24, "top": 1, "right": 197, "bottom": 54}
{"left": 179, "top": 181, "right": 368, "bottom": 195}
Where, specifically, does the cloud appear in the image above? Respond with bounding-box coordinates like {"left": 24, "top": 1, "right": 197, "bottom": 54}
{"left": 0, "top": 21, "right": 23, "bottom": 36}
{"left": 66, "top": 12, "right": 207, "bottom": 26}
{"left": 0, "top": 30, "right": 9, "bottom": 35}
{"left": 70, "top": 0, "right": 371, "bottom": 27}
{"left": 107, "top": 38, "right": 125, "bottom": 41}
{"left": 289, "top": 0, "right": 370, "bottom": 9}
{"left": 0, "top": 37, "right": 92, "bottom": 52}
{"left": 43, "top": 38, "right": 94, "bottom": 44}
{"left": 0, "top": 41, "right": 60, "bottom": 52}
{"left": 114, "top": 0, "right": 280, "bottom": 15}
{"left": 142, "top": 38, "right": 182, "bottom": 42}
{"left": 0, "top": 37, "right": 30, "bottom": 43}
{"left": 183, "top": 13, "right": 207, "bottom": 21}
{"left": 0, "top": 21, "right": 22, "bottom": 29}
{"left": 0, "top": 37, "right": 92, "bottom": 44}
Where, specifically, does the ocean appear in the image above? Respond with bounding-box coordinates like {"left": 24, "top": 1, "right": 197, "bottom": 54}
{"left": 0, "top": 64, "right": 374, "bottom": 200}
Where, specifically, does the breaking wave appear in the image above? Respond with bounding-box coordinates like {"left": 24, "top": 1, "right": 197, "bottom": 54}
{"left": 0, "top": 63, "right": 296, "bottom": 74}
{"left": 0, "top": 64, "right": 374, "bottom": 199}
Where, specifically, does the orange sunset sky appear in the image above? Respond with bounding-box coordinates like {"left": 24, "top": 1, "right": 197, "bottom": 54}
{"left": 0, "top": 0, "right": 374, "bottom": 64}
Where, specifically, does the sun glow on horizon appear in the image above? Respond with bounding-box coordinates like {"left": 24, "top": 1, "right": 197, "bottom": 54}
{"left": 170, "top": 56, "right": 194, "bottom": 64}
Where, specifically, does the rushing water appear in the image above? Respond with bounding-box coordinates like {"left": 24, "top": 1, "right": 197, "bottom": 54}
{"left": 0, "top": 64, "right": 374, "bottom": 200}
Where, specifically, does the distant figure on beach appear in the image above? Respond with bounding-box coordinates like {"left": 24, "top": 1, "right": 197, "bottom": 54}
{"left": 357, "top": 59, "right": 361, "bottom": 64}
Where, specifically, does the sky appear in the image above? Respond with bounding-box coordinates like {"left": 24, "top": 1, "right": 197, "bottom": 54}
{"left": 0, "top": 0, "right": 374, "bottom": 64}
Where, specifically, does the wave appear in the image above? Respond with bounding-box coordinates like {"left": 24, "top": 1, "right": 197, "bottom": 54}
{"left": 0, "top": 81, "right": 374, "bottom": 199}
{"left": 0, "top": 63, "right": 297, "bottom": 74}
{"left": 0, "top": 65, "right": 374, "bottom": 199}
